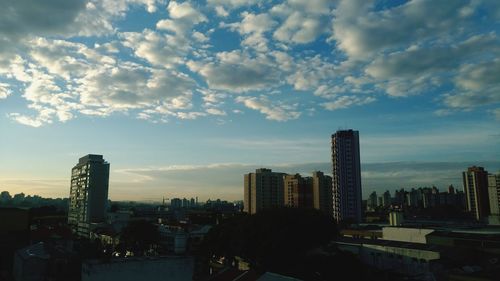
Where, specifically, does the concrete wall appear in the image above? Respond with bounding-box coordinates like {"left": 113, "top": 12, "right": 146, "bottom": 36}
{"left": 382, "top": 227, "right": 434, "bottom": 244}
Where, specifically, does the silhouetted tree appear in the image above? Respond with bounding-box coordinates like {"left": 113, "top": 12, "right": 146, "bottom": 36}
{"left": 119, "top": 220, "right": 160, "bottom": 256}
{"left": 199, "top": 208, "right": 352, "bottom": 279}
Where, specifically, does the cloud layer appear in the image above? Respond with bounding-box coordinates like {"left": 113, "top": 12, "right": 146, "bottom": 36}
{"left": 0, "top": 0, "right": 499, "bottom": 126}
{"left": 110, "top": 160, "right": 500, "bottom": 201}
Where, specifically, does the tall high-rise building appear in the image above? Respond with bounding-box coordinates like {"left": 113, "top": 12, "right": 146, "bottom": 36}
{"left": 244, "top": 168, "right": 286, "bottom": 214}
{"left": 463, "top": 166, "right": 490, "bottom": 221}
{"left": 284, "top": 174, "right": 313, "bottom": 208}
{"left": 312, "top": 171, "right": 333, "bottom": 214}
{"left": 331, "top": 129, "right": 362, "bottom": 223}
{"left": 68, "top": 154, "right": 110, "bottom": 238}
{"left": 488, "top": 172, "right": 500, "bottom": 216}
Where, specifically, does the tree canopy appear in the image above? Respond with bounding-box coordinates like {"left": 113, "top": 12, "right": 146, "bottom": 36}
{"left": 200, "top": 208, "right": 346, "bottom": 279}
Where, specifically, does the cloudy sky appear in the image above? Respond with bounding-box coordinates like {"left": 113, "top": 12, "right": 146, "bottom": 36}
{"left": 0, "top": 0, "right": 499, "bottom": 201}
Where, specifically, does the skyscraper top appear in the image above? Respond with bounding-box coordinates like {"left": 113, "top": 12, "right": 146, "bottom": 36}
{"left": 78, "top": 154, "right": 107, "bottom": 164}
{"left": 332, "top": 129, "right": 358, "bottom": 137}
{"left": 467, "top": 166, "right": 485, "bottom": 172}
{"left": 255, "top": 168, "right": 273, "bottom": 173}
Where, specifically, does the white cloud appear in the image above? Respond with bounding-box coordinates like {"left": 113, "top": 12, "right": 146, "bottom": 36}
{"left": 285, "top": 55, "right": 336, "bottom": 91}
{"left": 187, "top": 50, "right": 281, "bottom": 92}
{"left": 1, "top": 0, "right": 499, "bottom": 127}
{"left": 322, "top": 96, "right": 375, "bottom": 110}
{"left": 272, "top": 0, "right": 332, "bottom": 44}
{"left": 8, "top": 112, "right": 52, "bottom": 128}
{"left": 235, "top": 96, "right": 300, "bottom": 121}
{"left": 274, "top": 12, "right": 323, "bottom": 44}
{"left": 177, "top": 111, "right": 207, "bottom": 120}
{"left": 0, "top": 83, "right": 11, "bottom": 99}
{"left": 331, "top": 0, "right": 478, "bottom": 58}
{"left": 214, "top": 6, "right": 229, "bottom": 17}
{"left": 121, "top": 30, "right": 187, "bottom": 68}
{"left": 207, "top": 0, "right": 258, "bottom": 8}
{"left": 167, "top": 1, "right": 207, "bottom": 24}
{"left": 206, "top": 108, "right": 226, "bottom": 116}
{"left": 192, "top": 31, "right": 209, "bottom": 42}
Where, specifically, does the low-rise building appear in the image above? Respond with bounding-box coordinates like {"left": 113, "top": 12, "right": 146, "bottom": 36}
{"left": 382, "top": 227, "right": 435, "bottom": 244}
{"left": 336, "top": 238, "right": 441, "bottom": 280}
{"left": 13, "top": 242, "right": 77, "bottom": 281}
{"left": 81, "top": 256, "right": 194, "bottom": 281}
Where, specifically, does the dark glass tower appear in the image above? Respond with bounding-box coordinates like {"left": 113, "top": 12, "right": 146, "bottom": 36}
{"left": 331, "top": 130, "right": 362, "bottom": 223}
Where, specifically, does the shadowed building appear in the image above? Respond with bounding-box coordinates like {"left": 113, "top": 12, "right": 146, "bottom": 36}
{"left": 462, "top": 166, "right": 490, "bottom": 221}
{"left": 68, "top": 154, "right": 110, "bottom": 238}
{"left": 244, "top": 168, "right": 286, "bottom": 214}
{"left": 331, "top": 129, "right": 362, "bottom": 223}
{"left": 488, "top": 172, "right": 500, "bottom": 224}
{"left": 312, "top": 171, "right": 333, "bottom": 214}
{"left": 284, "top": 174, "right": 313, "bottom": 208}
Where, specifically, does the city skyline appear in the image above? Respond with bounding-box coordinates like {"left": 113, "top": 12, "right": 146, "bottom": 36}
{"left": 0, "top": 0, "right": 499, "bottom": 201}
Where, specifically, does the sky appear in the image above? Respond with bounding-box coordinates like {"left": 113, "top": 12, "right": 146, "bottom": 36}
{"left": 0, "top": 0, "right": 499, "bottom": 202}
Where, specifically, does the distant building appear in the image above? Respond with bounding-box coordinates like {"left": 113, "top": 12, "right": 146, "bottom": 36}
{"left": 68, "top": 154, "right": 110, "bottom": 238}
{"left": 243, "top": 168, "right": 286, "bottom": 214}
{"left": 394, "top": 189, "right": 405, "bottom": 206}
{"left": 312, "top": 171, "right": 333, "bottom": 214}
{"left": 462, "top": 166, "right": 490, "bottom": 221}
{"left": 170, "top": 198, "right": 182, "bottom": 209}
{"left": 331, "top": 129, "right": 362, "bottom": 223}
{"left": 367, "top": 191, "right": 378, "bottom": 210}
{"left": 388, "top": 211, "right": 404, "bottom": 226}
{"left": 284, "top": 174, "right": 313, "bottom": 208}
{"left": 382, "top": 190, "right": 392, "bottom": 207}
{"left": 488, "top": 172, "right": 500, "bottom": 223}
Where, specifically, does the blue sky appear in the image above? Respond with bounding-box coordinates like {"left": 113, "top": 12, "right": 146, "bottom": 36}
{"left": 0, "top": 0, "right": 499, "bottom": 201}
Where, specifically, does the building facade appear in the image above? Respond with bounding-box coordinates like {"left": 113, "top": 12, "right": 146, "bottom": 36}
{"left": 68, "top": 154, "right": 110, "bottom": 238}
{"left": 243, "top": 168, "right": 286, "bottom": 214}
{"left": 488, "top": 172, "right": 500, "bottom": 216}
{"left": 331, "top": 129, "right": 362, "bottom": 223}
{"left": 284, "top": 174, "right": 313, "bottom": 208}
{"left": 462, "top": 166, "right": 490, "bottom": 221}
{"left": 312, "top": 171, "right": 333, "bottom": 214}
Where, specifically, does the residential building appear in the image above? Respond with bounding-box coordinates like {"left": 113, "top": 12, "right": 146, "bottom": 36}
{"left": 382, "top": 190, "right": 392, "bottom": 207}
{"left": 312, "top": 171, "right": 333, "bottom": 214}
{"left": 488, "top": 172, "right": 500, "bottom": 224}
{"left": 331, "top": 129, "right": 362, "bottom": 223}
{"left": 170, "top": 198, "right": 182, "bottom": 209}
{"left": 68, "top": 154, "right": 110, "bottom": 238}
{"left": 488, "top": 172, "right": 500, "bottom": 215}
{"left": 462, "top": 166, "right": 490, "bottom": 221}
{"left": 284, "top": 174, "right": 313, "bottom": 208}
{"left": 388, "top": 211, "right": 404, "bottom": 226}
{"left": 243, "top": 168, "right": 286, "bottom": 214}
